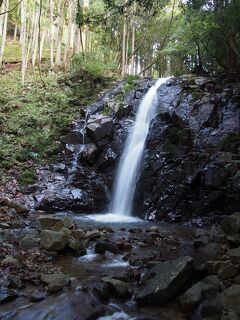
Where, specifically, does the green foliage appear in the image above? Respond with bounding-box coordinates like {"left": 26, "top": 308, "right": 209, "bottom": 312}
{"left": 122, "top": 75, "right": 139, "bottom": 92}
{"left": 72, "top": 53, "right": 115, "bottom": 78}
{"left": 18, "top": 169, "right": 38, "bottom": 186}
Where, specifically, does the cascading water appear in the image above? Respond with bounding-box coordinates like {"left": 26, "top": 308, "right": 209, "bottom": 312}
{"left": 111, "top": 78, "right": 169, "bottom": 217}
{"left": 85, "top": 78, "right": 169, "bottom": 223}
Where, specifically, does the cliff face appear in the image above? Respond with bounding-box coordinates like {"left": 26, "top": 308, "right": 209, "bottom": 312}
{"left": 36, "top": 74, "right": 240, "bottom": 225}
{"left": 135, "top": 75, "right": 240, "bottom": 224}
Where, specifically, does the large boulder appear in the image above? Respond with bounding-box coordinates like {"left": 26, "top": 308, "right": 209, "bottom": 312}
{"left": 40, "top": 230, "right": 68, "bottom": 251}
{"left": 221, "top": 212, "right": 240, "bottom": 235}
{"left": 135, "top": 256, "right": 193, "bottom": 305}
{"left": 0, "top": 291, "right": 106, "bottom": 320}
{"left": 180, "top": 275, "right": 222, "bottom": 311}
{"left": 86, "top": 115, "right": 113, "bottom": 147}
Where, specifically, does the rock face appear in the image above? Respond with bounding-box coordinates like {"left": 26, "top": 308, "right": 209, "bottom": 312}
{"left": 33, "top": 75, "right": 240, "bottom": 222}
{"left": 135, "top": 256, "right": 193, "bottom": 305}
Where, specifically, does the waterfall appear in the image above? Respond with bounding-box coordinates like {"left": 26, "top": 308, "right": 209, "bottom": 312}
{"left": 111, "top": 78, "right": 169, "bottom": 216}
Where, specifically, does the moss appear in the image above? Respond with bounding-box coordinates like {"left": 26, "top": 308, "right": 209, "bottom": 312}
{"left": 18, "top": 169, "right": 38, "bottom": 186}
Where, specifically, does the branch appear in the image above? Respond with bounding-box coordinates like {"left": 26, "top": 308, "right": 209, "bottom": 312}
{"left": 127, "top": 36, "right": 145, "bottom": 61}
{"left": 0, "top": 0, "right": 23, "bottom": 16}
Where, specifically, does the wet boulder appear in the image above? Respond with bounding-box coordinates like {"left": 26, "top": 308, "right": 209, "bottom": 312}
{"left": 86, "top": 115, "right": 113, "bottom": 148}
{"left": 40, "top": 230, "right": 68, "bottom": 251}
{"left": 0, "top": 291, "right": 106, "bottom": 320}
{"left": 41, "top": 273, "right": 71, "bottom": 293}
{"left": 135, "top": 256, "right": 193, "bottom": 305}
{"left": 180, "top": 275, "right": 222, "bottom": 311}
{"left": 221, "top": 212, "right": 240, "bottom": 235}
{"left": 95, "top": 241, "right": 120, "bottom": 254}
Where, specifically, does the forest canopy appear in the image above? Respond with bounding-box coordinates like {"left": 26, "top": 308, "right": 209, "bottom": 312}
{"left": 0, "top": 0, "right": 239, "bottom": 82}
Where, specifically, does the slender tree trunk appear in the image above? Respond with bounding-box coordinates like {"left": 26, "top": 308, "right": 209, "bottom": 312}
{"left": 21, "top": 0, "right": 27, "bottom": 85}
{"left": 0, "top": 0, "right": 9, "bottom": 66}
{"left": 49, "top": 0, "right": 54, "bottom": 67}
{"left": 130, "top": 1, "right": 136, "bottom": 75}
{"left": 121, "top": 3, "right": 127, "bottom": 77}
{"left": 64, "top": 1, "right": 73, "bottom": 67}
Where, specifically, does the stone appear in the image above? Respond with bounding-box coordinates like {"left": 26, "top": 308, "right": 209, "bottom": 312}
{"left": 95, "top": 241, "right": 119, "bottom": 254}
{"left": 148, "top": 226, "right": 159, "bottom": 233}
{"left": 1, "top": 197, "right": 28, "bottom": 214}
{"left": 71, "top": 229, "right": 85, "bottom": 240}
{"left": 218, "top": 261, "right": 238, "bottom": 279}
{"left": 40, "top": 230, "right": 68, "bottom": 251}
{"left": 227, "top": 247, "right": 240, "bottom": 264}
{"left": 180, "top": 275, "right": 222, "bottom": 311}
{"left": 38, "top": 215, "right": 62, "bottom": 229}
{"left": 1, "top": 256, "right": 20, "bottom": 266}
{"left": 203, "top": 285, "right": 240, "bottom": 318}
{"left": 102, "top": 277, "right": 130, "bottom": 298}
{"left": 221, "top": 212, "right": 240, "bottom": 235}
{"left": 41, "top": 273, "right": 71, "bottom": 291}
{"left": 20, "top": 236, "right": 40, "bottom": 249}
{"left": 60, "top": 227, "right": 72, "bottom": 240}
{"left": 86, "top": 115, "right": 113, "bottom": 147}
{"left": 29, "top": 291, "right": 46, "bottom": 302}
{"left": 86, "top": 230, "right": 100, "bottom": 239}
{"left": 0, "top": 289, "right": 18, "bottom": 304}
{"left": 69, "top": 239, "right": 86, "bottom": 253}
{"left": 135, "top": 256, "right": 193, "bottom": 305}
{"left": 0, "top": 291, "right": 106, "bottom": 319}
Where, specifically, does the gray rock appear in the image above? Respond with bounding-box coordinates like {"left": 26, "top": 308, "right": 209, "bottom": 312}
{"left": 180, "top": 275, "right": 222, "bottom": 311}
{"left": 218, "top": 261, "right": 238, "bottom": 279}
{"left": 71, "top": 229, "right": 85, "bottom": 240}
{"left": 0, "top": 291, "right": 106, "bottom": 319}
{"left": 40, "top": 230, "right": 68, "bottom": 251}
{"left": 203, "top": 285, "right": 240, "bottom": 317}
{"left": 29, "top": 291, "right": 46, "bottom": 302}
{"left": 0, "top": 289, "right": 18, "bottom": 304}
{"left": 69, "top": 239, "right": 86, "bottom": 254}
{"left": 20, "top": 236, "right": 40, "bottom": 249}
{"left": 221, "top": 212, "right": 240, "bottom": 235}
{"left": 102, "top": 277, "right": 130, "bottom": 298}
{"left": 86, "top": 230, "right": 100, "bottom": 239}
{"left": 95, "top": 241, "right": 119, "bottom": 254}
{"left": 135, "top": 256, "right": 193, "bottom": 305}
{"left": 38, "top": 215, "right": 62, "bottom": 229}
{"left": 227, "top": 247, "right": 240, "bottom": 263}
{"left": 86, "top": 115, "right": 113, "bottom": 147}
{"left": 41, "top": 273, "right": 71, "bottom": 288}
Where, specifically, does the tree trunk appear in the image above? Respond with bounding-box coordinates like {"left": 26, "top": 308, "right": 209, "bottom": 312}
{"left": 49, "top": 0, "right": 54, "bottom": 67}
{"left": 0, "top": 0, "right": 9, "bottom": 66}
{"left": 21, "top": 0, "right": 27, "bottom": 85}
{"left": 121, "top": 3, "right": 127, "bottom": 77}
{"left": 130, "top": 0, "right": 136, "bottom": 75}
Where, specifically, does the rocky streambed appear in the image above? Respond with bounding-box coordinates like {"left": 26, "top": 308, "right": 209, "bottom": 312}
{"left": 1, "top": 208, "right": 240, "bottom": 319}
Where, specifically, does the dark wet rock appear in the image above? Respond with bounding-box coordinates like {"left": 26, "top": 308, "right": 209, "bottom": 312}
{"left": 0, "top": 289, "right": 18, "bottom": 304}
{"left": 218, "top": 261, "right": 238, "bottom": 279}
{"left": 1, "top": 256, "right": 20, "bottom": 266}
{"left": 0, "top": 197, "right": 29, "bottom": 214}
{"left": 29, "top": 291, "right": 46, "bottom": 302}
{"left": 69, "top": 239, "right": 86, "bottom": 254}
{"left": 95, "top": 241, "right": 119, "bottom": 254}
{"left": 37, "top": 215, "right": 62, "bottom": 229}
{"left": 221, "top": 212, "right": 240, "bottom": 235}
{"left": 40, "top": 230, "right": 68, "bottom": 251}
{"left": 71, "top": 229, "right": 85, "bottom": 240}
{"left": 20, "top": 236, "right": 40, "bottom": 249}
{"left": 86, "top": 115, "right": 113, "bottom": 148}
{"left": 0, "top": 291, "right": 106, "bottom": 320}
{"left": 227, "top": 247, "right": 240, "bottom": 263}
{"left": 102, "top": 277, "right": 130, "bottom": 299}
{"left": 180, "top": 275, "right": 222, "bottom": 311}
{"left": 202, "top": 285, "right": 240, "bottom": 318}
{"left": 41, "top": 274, "right": 71, "bottom": 293}
{"left": 86, "top": 230, "right": 100, "bottom": 239}
{"left": 135, "top": 256, "right": 193, "bottom": 305}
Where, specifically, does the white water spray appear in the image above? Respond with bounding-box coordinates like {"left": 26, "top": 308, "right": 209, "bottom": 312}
{"left": 111, "top": 78, "right": 169, "bottom": 217}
